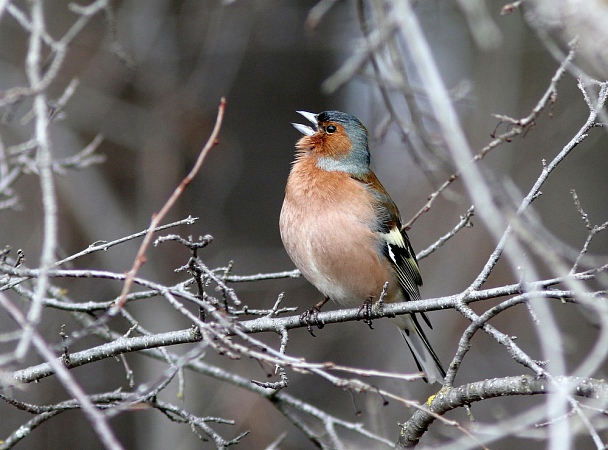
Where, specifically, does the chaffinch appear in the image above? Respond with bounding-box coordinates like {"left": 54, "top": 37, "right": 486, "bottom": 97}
{"left": 279, "top": 110, "right": 445, "bottom": 384}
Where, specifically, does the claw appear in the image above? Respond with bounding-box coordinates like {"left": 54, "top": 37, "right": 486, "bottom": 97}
{"left": 300, "top": 296, "right": 329, "bottom": 336}
{"left": 357, "top": 298, "right": 374, "bottom": 330}
{"left": 300, "top": 307, "right": 324, "bottom": 337}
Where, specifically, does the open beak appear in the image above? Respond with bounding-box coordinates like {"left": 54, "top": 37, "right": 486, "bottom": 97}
{"left": 292, "top": 110, "right": 318, "bottom": 136}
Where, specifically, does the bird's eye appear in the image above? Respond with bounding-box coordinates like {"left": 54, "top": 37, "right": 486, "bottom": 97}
{"left": 325, "top": 125, "right": 337, "bottom": 134}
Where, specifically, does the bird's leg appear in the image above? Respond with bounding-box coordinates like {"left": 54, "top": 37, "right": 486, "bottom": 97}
{"left": 357, "top": 297, "right": 374, "bottom": 330}
{"left": 300, "top": 296, "right": 329, "bottom": 337}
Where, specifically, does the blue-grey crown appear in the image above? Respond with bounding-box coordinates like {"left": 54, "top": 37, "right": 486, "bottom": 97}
{"left": 316, "top": 111, "right": 371, "bottom": 176}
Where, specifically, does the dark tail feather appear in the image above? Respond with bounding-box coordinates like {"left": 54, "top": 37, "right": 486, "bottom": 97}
{"left": 401, "top": 315, "right": 445, "bottom": 384}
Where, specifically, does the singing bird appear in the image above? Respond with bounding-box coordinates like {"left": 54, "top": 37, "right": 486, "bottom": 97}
{"left": 279, "top": 110, "right": 445, "bottom": 384}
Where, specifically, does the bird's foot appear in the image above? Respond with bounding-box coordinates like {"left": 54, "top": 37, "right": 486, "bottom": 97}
{"left": 300, "top": 306, "right": 324, "bottom": 337}
{"left": 299, "top": 296, "right": 330, "bottom": 337}
{"left": 357, "top": 298, "right": 374, "bottom": 330}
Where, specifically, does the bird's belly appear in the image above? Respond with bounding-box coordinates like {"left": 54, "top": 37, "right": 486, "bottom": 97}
{"left": 280, "top": 202, "right": 396, "bottom": 307}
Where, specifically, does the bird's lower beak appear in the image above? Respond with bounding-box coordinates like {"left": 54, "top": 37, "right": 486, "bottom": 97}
{"left": 292, "top": 110, "right": 318, "bottom": 136}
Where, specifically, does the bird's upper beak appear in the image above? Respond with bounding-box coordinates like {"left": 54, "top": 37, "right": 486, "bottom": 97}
{"left": 292, "top": 111, "right": 318, "bottom": 136}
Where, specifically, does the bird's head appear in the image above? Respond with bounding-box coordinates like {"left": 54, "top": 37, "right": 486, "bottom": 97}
{"left": 292, "top": 110, "right": 371, "bottom": 175}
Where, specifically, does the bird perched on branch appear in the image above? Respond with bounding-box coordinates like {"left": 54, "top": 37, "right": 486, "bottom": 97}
{"left": 279, "top": 110, "right": 445, "bottom": 384}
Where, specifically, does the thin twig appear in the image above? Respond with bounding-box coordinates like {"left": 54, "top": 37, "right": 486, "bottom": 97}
{"left": 112, "top": 98, "right": 226, "bottom": 312}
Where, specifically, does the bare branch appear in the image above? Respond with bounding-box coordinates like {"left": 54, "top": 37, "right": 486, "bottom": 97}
{"left": 112, "top": 97, "right": 227, "bottom": 311}
{"left": 397, "top": 375, "right": 608, "bottom": 448}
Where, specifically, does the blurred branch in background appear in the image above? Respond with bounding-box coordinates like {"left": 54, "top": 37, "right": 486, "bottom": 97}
{"left": 0, "top": 1, "right": 607, "bottom": 449}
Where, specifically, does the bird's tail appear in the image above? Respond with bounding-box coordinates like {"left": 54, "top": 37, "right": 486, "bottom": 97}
{"left": 395, "top": 315, "right": 445, "bottom": 384}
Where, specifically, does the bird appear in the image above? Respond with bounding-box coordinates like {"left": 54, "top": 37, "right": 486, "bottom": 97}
{"left": 279, "top": 110, "right": 445, "bottom": 384}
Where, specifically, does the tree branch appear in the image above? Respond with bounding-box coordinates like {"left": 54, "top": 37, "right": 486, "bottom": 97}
{"left": 397, "top": 375, "right": 608, "bottom": 448}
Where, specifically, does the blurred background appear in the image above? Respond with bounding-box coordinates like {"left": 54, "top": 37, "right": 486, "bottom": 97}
{"left": 1, "top": 1, "right": 607, "bottom": 449}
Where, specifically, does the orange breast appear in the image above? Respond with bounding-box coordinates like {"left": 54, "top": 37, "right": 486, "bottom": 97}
{"left": 280, "top": 156, "right": 401, "bottom": 306}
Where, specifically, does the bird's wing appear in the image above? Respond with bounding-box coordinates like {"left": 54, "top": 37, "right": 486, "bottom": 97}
{"left": 375, "top": 192, "right": 435, "bottom": 329}
{"left": 355, "top": 172, "right": 443, "bottom": 382}
{"left": 381, "top": 225, "right": 422, "bottom": 299}
{"left": 358, "top": 172, "right": 431, "bottom": 327}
